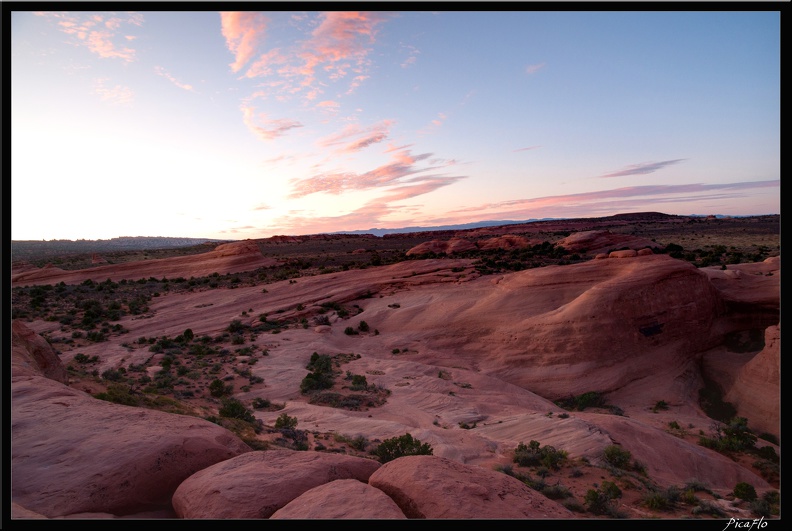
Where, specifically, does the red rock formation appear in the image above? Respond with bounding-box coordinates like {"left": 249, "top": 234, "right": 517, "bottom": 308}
{"left": 557, "top": 230, "right": 659, "bottom": 256}
{"left": 11, "top": 320, "right": 69, "bottom": 384}
{"left": 477, "top": 234, "right": 533, "bottom": 250}
{"left": 270, "top": 479, "right": 407, "bottom": 519}
{"left": 724, "top": 324, "right": 780, "bottom": 439}
{"left": 367, "top": 455, "right": 574, "bottom": 518}
{"left": 171, "top": 450, "right": 381, "bottom": 519}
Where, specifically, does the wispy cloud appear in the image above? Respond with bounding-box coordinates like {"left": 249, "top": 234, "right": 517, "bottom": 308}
{"left": 232, "top": 12, "right": 387, "bottom": 102}
{"left": 438, "top": 180, "right": 779, "bottom": 224}
{"left": 418, "top": 112, "right": 447, "bottom": 135}
{"left": 35, "top": 11, "right": 143, "bottom": 61}
{"left": 154, "top": 66, "right": 196, "bottom": 92}
{"left": 318, "top": 120, "right": 393, "bottom": 153}
{"left": 240, "top": 103, "right": 303, "bottom": 141}
{"left": 514, "top": 146, "right": 541, "bottom": 152}
{"left": 400, "top": 44, "right": 420, "bottom": 68}
{"left": 525, "top": 62, "right": 545, "bottom": 75}
{"left": 220, "top": 11, "right": 269, "bottom": 73}
{"left": 93, "top": 77, "right": 133, "bottom": 104}
{"left": 274, "top": 175, "right": 465, "bottom": 235}
{"left": 599, "top": 159, "right": 686, "bottom": 178}
{"left": 289, "top": 146, "right": 462, "bottom": 198}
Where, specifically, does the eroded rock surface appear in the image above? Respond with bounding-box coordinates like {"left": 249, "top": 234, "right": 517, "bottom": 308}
{"left": 368, "top": 455, "right": 574, "bottom": 518}
{"left": 171, "top": 450, "right": 381, "bottom": 519}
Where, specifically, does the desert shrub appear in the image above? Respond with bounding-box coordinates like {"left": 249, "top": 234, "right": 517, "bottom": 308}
{"left": 556, "top": 391, "right": 606, "bottom": 411}
{"left": 274, "top": 413, "right": 298, "bottom": 429}
{"left": 603, "top": 444, "right": 632, "bottom": 469}
{"left": 652, "top": 400, "right": 669, "bottom": 412}
{"left": 300, "top": 371, "right": 334, "bottom": 393}
{"left": 373, "top": 433, "right": 433, "bottom": 463}
{"left": 562, "top": 498, "right": 586, "bottom": 513}
{"left": 692, "top": 500, "right": 725, "bottom": 517}
{"left": 251, "top": 397, "right": 271, "bottom": 409}
{"left": 541, "top": 483, "right": 572, "bottom": 500}
{"left": 733, "top": 482, "right": 757, "bottom": 501}
{"left": 600, "top": 481, "right": 622, "bottom": 500}
{"left": 350, "top": 374, "right": 368, "bottom": 391}
{"left": 218, "top": 398, "right": 255, "bottom": 422}
{"left": 513, "top": 440, "right": 568, "bottom": 470}
{"left": 101, "top": 368, "right": 125, "bottom": 382}
{"left": 344, "top": 326, "right": 358, "bottom": 335}
{"left": 94, "top": 383, "right": 139, "bottom": 406}
{"left": 758, "top": 432, "right": 779, "bottom": 445}
{"left": 750, "top": 499, "right": 772, "bottom": 517}
{"left": 754, "top": 445, "right": 779, "bottom": 463}
{"left": 684, "top": 479, "right": 711, "bottom": 493}
{"left": 584, "top": 489, "right": 613, "bottom": 515}
{"left": 307, "top": 352, "right": 333, "bottom": 373}
{"left": 668, "top": 420, "right": 681, "bottom": 430}
{"left": 313, "top": 314, "right": 331, "bottom": 326}
{"left": 209, "top": 378, "right": 233, "bottom": 397}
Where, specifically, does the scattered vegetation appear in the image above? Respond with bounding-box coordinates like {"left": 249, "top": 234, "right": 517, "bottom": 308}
{"left": 373, "top": 433, "right": 433, "bottom": 463}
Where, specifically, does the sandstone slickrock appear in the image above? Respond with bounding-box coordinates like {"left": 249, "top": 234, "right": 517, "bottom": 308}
{"left": 10, "top": 228, "right": 780, "bottom": 519}
{"left": 270, "top": 479, "right": 407, "bottom": 519}
{"left": 11, "top": 320, "right": 69, "bottom": 383}
{"left": 171, "top": 449, "right": 382, "bottom": 519}
{"left": 724, "top": 324, "right": 781, "bottom": 439}
{"left": 367, "top": 455, "right": 574, "bottom": 518}
{"left": 11, "top": 333, "right": 252, "bottom": 518}
{"left": 579, "top": 414, "right": 772, "bottom": 490}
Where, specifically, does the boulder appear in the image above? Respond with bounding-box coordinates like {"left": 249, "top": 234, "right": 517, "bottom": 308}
{"left": 11, "top": 373, "right": 251, "bottom": 517}
{"left": 367, "top": 455, "right": 573, "bottom": 518}
{"left": 270, "top": 479, "right": 407, "bottom": 519}
{"left": 172, "top": 450, "right": 381, "bottom": 519}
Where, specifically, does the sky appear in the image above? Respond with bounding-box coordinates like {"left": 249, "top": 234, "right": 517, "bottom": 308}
{"left": 10, "top": 8, "right": 781, "bottom": 241}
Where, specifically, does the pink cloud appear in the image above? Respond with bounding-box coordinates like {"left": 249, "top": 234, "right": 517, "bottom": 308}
{"left": 418, "top": 112, "right": 447, "bottom": 135}
{"left": 244, "top": 48, "right": 287, "bottom": 79}
{"left": 318, "top": 120, "right": 393, "bottom": 153}
{"left": 240, "top": 104, "right": 303, "bottom": 141}
{"left": 154, "top": 66, "right": 195, "bottom": 92}
{"left": 239, "top": 12, "right": 387, "bottom": 101}
{"left": 525, "top": 62, "right": 545, "bottom": 75}
{"left": 514, "top": 146, "right": 541, "bottom": 152}
{"left": 93, "top": 77, "right": 133, "bottom": 105}
{"left": 36, "top": 12, "right": 141, "bottom": 61}
{"left": 220, "top": 11, "right": 268, "bottom": 73}
{"left": 289, "top": 146, "right": 459, "bottom": 198}
{"left": 599, "top": 159, "right": 686, "bottom": 178}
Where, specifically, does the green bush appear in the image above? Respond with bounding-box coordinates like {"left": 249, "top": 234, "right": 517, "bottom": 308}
{"left": 358, "top": 320, "right": 370, "bottom": 332}
{"left": 373, "top": 433, "right": 433, "bottom": 463}
{"left": 603, "top": 444, "right": 632, "bottom": 469}
{"left": 209, "top": 378, "right": 233, "bottom": 397}
{"left": 513, "top": 440, "right": 568, "bottom": 470}
{"left": 733, "top": 482, "right": 757, "bottom": 501}
{"left": 274, "top": 413, "right": 298, "bottom": 429}
{"left": 219, "top": 398, "right": 254, "bottom": 422}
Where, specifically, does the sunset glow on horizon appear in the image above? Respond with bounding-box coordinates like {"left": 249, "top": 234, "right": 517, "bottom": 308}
{"left": 10, "top": 9, "right": 780, "bottom": 241}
